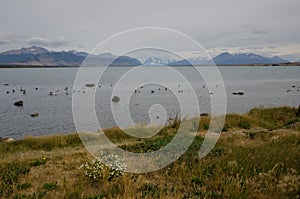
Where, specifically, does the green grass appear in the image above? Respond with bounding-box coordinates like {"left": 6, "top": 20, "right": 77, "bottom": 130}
{"left": 197, "top": 106, "right": 300, "bottom": 132}
{"left": 17, "top": 182, "right": 32, "bottom": 190}
{"left": 42, "top": 182, "right": 57, "bottom": 191}
{"left": 0, "top": 162, "right": 30, "bottom": 197}
{"left": 248, "top": 106, "right": 299, "bottom": 129}
{"left": 0, "top": 134, "right": 82, "bottom": 156}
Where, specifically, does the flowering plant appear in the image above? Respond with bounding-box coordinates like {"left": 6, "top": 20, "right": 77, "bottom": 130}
{"left": 81, "top": 152, "right": 126, "bottom": 181}
{"left": 82, "top": 159, "right": 105, "bottom": 180}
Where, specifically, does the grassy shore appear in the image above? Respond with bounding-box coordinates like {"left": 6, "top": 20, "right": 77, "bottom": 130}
{"left": 0, "top": 106, "right": 300, "bottom": 198}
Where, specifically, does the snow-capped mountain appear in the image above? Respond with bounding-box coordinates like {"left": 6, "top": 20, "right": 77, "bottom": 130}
{"left": 1, "top": 46, "right": 49, "bottom": 55}
{"left": 143, "top": 57, "right": 176, "bottom": 66}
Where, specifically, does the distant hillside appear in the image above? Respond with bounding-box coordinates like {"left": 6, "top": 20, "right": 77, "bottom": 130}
{"left": 0, "top": 46, "right": 141, "bottom": 67}
{"left": 213, "top": 52, "right": 290, "bottom": 65}
{"left": 169, "top": 52, "right": 291, "bottom": 66}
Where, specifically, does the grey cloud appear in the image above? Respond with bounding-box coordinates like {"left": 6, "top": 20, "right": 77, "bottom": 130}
{"left": 278, "top": 53, "right": 300, "bottom": 61}
{"left": 0, "top": 0, "right": 299, "bottom": 56}
{"left": 0, "top": 28, "right": 21, "bottom": 46}
{"left": 27, "top": 37, "right": 69, "bottom": 48}
{"left": 240, "top": 46, "right": 263, "bottom": 51}
{"left": 251, "top": 27, "right": 271, "bottom": 35}
{"left": 0, "top": 39, "right": 11, "bottom": 45}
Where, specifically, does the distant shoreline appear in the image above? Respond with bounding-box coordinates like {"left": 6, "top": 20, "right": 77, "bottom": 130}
{"left": 0, "top": 63, "right": 300, "bottom": 68}
{"left": 0, "top": 65, "right": 78, "bottom": 68}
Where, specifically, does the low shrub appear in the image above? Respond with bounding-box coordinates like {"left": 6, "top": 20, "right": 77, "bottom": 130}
{"left": 17, "top": 182, "right": 32, "bottom": 190}
{"left": 139, "top": 183, "right": 160, "bottom": 198}
{"left": 30, "top": 157, "right": 47, "bottom": 167}
{"left": 42, "top": 182, "right": 57, "bottom": 191}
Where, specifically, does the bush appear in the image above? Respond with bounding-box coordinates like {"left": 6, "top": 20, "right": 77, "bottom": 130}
{"left": 296, "top": 105, "right": 300, "bottom": 117}
{"left": 30, "top": 157, "right": 47, "bottom": 167}
{"left": 17, "top": 182, "right": 32, "bottom": 190}
{"left": 191, "top": 176, "right": 203, "bottom": 188}
{"left": 139, "top": 183, "right": 160, "bottom": 198}
{"left": 238, "top": 119, "right": 251, "bottom": 129}
{"left": 42, "top": 182, "right": 57, "bottom": 191}
{"left": 222, "top": 124, "right": 230, "bottom": 132}
{"left": 169, "top": 114, "right": 181, "bottom": 129}
{"left": 247, "top": 132, "right": 256, "bottom": 139}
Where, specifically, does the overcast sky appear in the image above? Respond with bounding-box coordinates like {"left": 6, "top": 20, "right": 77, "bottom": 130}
{"left": 0, "top": 0, "right": 300, "bottom": 60}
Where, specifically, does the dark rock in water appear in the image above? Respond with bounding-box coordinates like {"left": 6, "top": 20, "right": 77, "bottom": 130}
{"left": 49, "top": 91, "right": 53, "bottom": 96}
{"left": 112, "top": 96, "right": 120, "bottom": 102}
{"left": 4, "top": 83, "right": 9, "bottom": 86}
{"left": 200, "top": 113, "right": 209, "bottom": 117}
{"left": 0, "top": 137, "right": 15, "bottom": 142}
{"left": 12, "top": 90, "right": 15, "bottom": 93}
{"left": 85, "top": 83, "right": 95, "bottom": 88}
{"left": 151, "top": 90, "right": 155, "bottom": 93}
{"left": 30, "top": 112, "right": 39, "bottom": 117}
{"left": 165, "top": 87, "right": 167, "bottom": 91}
{"left": 22, "top": 90, "right": 26, "bottom": 94}
{"left": 292, "top": 85, "right": 296, "bottom": 88}
{"left": 14, "top": 100, "right": 23, "bottom": 106}
{"left": 6, "top": 91, "right": 9, "bottom": 94}
{"left": 35, "top": 87, "right": 38, "bottom": 90}
{"left": 233, "top": 92, "right": 244, "bottom": 95}
{"left": 64, "top": 87, "right": 68, "bottom": 91}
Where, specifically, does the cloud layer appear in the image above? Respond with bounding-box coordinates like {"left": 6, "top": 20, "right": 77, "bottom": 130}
{"left": 0, "top": 0, "right": 299, "bottom": 60}
{"left": 27, "top": 37, "right": 69, "bottom": 48}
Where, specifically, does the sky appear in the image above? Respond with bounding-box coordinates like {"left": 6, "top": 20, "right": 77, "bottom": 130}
{"left": 0, "top": 0, "right": 300, "bottom": 60}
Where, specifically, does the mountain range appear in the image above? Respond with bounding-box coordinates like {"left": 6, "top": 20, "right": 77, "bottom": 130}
{"left": 0, "top": 46, "right": 292, "bottom": 67}
{"left": 0, "top": 46, "right": 141, "bottom": 67}
{"left": 212, "top": 52, "right": 290, "bottom": 65}
{"left": 169, "top": 52, "right": 290, "bottom": 66}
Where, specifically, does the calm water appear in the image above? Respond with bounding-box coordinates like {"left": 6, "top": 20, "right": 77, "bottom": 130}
{"left": 0, "top": 66, "right": 300, "bottom": 139}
